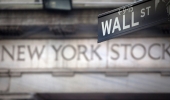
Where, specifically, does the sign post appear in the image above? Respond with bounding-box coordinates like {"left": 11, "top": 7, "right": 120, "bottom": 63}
{"left": 98, "top": 0, "right": 170, "bottom": 43}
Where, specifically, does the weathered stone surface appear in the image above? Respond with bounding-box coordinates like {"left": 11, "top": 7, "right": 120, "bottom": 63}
{"left": 9, "top": 73, "right": 170, "bottom": 93}
{"left": 0, "top": 77, "right": 10, "bottom": 92}
{"left": 0, "top": 10, "right": 102, "bottom": 25}
{"left": 0, "top": 0, "right": 134, "bottom": 10}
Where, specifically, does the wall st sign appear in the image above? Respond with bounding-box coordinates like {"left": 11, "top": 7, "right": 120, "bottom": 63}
{"left": 98, "top": 0, "right": 170, "bottom": 42}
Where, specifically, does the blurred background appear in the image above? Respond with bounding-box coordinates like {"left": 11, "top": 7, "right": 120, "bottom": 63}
{"left": 0, "top": 0, "right": 170, "bottom": 100}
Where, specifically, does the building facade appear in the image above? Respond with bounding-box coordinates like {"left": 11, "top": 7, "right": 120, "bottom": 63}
{"left": 0, "top": 0, "right": 170, "bottom": 100}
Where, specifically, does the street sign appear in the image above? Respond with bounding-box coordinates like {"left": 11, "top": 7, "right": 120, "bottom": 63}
{"left": 98, "top": 0, "right": 170, "bottom": 43}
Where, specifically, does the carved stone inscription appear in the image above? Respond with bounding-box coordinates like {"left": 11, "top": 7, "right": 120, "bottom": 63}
{"left": 0, "top": 38, "right": 170, "bottom": 69}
